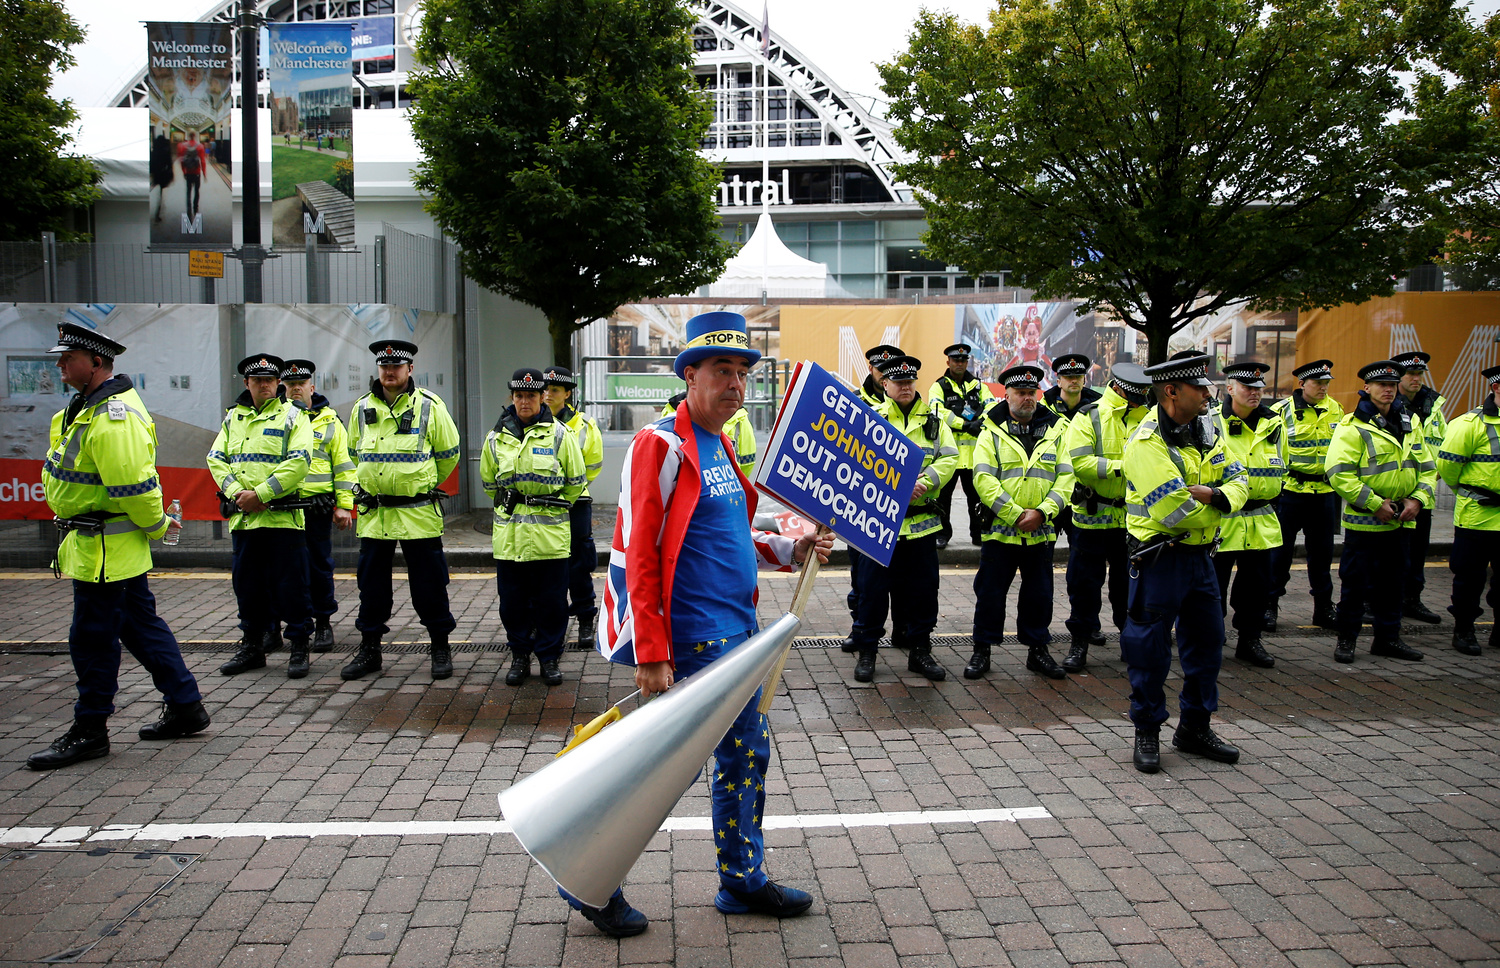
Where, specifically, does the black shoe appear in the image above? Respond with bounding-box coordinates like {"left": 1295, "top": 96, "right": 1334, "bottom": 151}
{"left": 1025, "top": 645, "right": 1066, "bottom": 680}
{"left": 907, "top": 650, "right": 947, "bottom": 681}
{"left": 578, "top": 892, "right": 649, "bottom": 938}
{"left": 220, "top": 640, "right": 266, "bottom": 675}
{"left": 1454, "top": 628, "right": 1481, "bottom": 656}
{"left": 139, "top": 700, "right": 211, "bottom": 740}
{"left": 540, "top": 658, "right": 563, "bottom": 686}
{"left": 312, "top": 619, "right": 334, "bottom": 653}
{"left": 1172, "top": 724, "right": 1240, "bottom": 764}
{"left": 506, "top": 653, "right": 532, "bottom": 686}
{"left": 1334, "top": 636, "right": 1356, "bottom": 663}
{"left": 573, "top": 610, "right": 597, "bottom": 652}
{"left": 1403, "top": 598, "right": 1441, "bottom": 624}
{"left": 1133, "top": 730, "right": 1160, "bottom": 774}
{"left": 936, "top": 535, "right": 950, "bottom": 550}
{"left": 1234, "top": 634, "right": 1275, "bottom": 669}
{"left": 263, "top": 627, "right": 284, "bottom": 653}
{"left": 341, "top": 636, "right": 383, "bottom": 680}
{"left": 841, "top": 636, "right": 858, "bottom": 654}
{"left": 1262, "top": 603, "right": 1278, "bottom": 632}
{"left": 853, "top": 651, "right": 876, "bottom": 683}
{"left": 1372, "top": 639, "right": 1424, "bottom": 661}
{"left": 1062, "top": 639, "right": 1089, "bottom": 673}
{"left": 1087, "top": 628, "right": 1105, "bottom": 647}
{"left": 431, "top": 643, "right": 453, "bottom": 680}
{"left": 27, "top": 720, "right": 109, "bottom": 770}
{"left": 714, "top": 880, "right": 813, "bottom": 918}
{"left": 963, "top": 645, "right": 990, "bottom": 680}
{"left": 1311, "top": 598, "right": 1337, "bottom": 630}
{"left": 286, "top": 640, "right": 311, "bottom": 679}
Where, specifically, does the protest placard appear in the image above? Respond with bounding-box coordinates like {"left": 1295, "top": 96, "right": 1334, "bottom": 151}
{"left": 755, "top": 361, "right": 925, "bottom": 567}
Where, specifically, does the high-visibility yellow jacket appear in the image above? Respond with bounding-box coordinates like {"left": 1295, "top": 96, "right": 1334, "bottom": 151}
{"left": 857, "top": 375, "right": 886, "bottom": 409}
{"left": 1065, "top": 387, "right": 1149, "bottom": 530}
{"left": 1273, "top": 391, "right": 1344, "bottom": 494}
{"left": 481, "top": 407, "right": 586, "bottom": 561}
{"left": 876, "top": 395, "right": 959, "bottom": 539}
{"left": 44, "top": 377, "right": 173, "bottom": 582}
{"left": 1436, "top": 398, "right": 1500, "bottom": 531}
{"left": 663, "top": 400, "right": 756, "bottom": 478}
{"left": 1214, "top": 404, "right": 1286, "bottom": 552}
{"left": 971, "top": 402, "right": 1074, "bottom": 545}
{"left": 559, "top": 404, "right": 605, "bottom": 497}
{"left": 1124, "top": 407, "right": 1250, "bottom": 546}
{"left": 1403, "top": 386, "right": 1448, "bottom": 455}
{"left": 928, "top": 372, "right": 995, "bottom": 471}
{"left": 1325, "top": 398, "right": 1437, "bottom": 532}
{"left": 296, "top": 393, "right": 355, "bottom": 511}
{"left": 207, "top": 391, "right": 314, "bottom": 532}
{"left": 350, "top": 381, "right": 461, "bottom": 540}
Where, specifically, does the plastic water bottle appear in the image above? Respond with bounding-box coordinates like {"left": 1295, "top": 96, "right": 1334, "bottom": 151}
{"left": 161, "top": 499, "right": 183, "bottom": 546}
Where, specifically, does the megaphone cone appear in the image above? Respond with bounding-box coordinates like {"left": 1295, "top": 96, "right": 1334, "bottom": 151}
{"left": 498, "top": 612, "right": 802, "bottom": 908}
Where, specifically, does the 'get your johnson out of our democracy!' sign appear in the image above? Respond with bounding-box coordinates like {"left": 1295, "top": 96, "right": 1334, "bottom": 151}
{"left": 755, "top": 362, "right": 925, "bottom": 567}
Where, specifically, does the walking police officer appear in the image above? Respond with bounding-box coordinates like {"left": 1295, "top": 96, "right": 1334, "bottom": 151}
{"left": 342, "top": 340, "right": 462, "bottom": 681}
{"left": 1061, "top": 362, "right": 1152, "bottom": 670}
{"left": 966, "top": 364, "right": 1074, "bottom": 680}
{"left": 281, "top": 360, "right": 356, "bottom": 653}
{"left": 208, "top": 354, "right": 317, "bottom": 678}
{"left": 928, "top": 343, "right": 994, "bottom": 548}
{"left": 1121, "top": 353, "right": 1248, "bottom": 774}
{"left": 29, "top": 324, "right": 208, "bottom": 770}
{"left": 1437, "top": 364, "right": 1500, "bottom": 655}
{"left": 1392, "top": 351, "right": 1447, "bottom": 624}
{"left": 1267, "top": 360, "right": 1343, "bottom": 630}
{"left": 545, "top": 366, "right": 605, "bottom": 647}
{"left": 1325, "top": 360, "right": 1436, "bottom": 664}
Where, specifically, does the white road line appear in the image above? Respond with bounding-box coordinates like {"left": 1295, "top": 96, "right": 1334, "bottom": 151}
{"left": 0, "top": 807, "right": 1049, "bottom": 845}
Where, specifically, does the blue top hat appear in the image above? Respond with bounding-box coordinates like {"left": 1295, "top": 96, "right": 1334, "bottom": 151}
{"left": 674, "top": 312, "right": 762, "bottom": 378}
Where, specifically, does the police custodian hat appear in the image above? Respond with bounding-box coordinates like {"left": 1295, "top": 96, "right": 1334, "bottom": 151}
{"left": 542, "top": 365, "right": 577, "bottom": 389}
{"left": 865, "top": 344, "right": 904, "bottom": 366}
{"left": 370, "top": 340, "right": 418, "bottom": 364}
{"left": 509, "top": 368, "right": 547, "bottom": 391}
{"left": 49, "top": 322, "right": 126, "bottom": 359}
{"left": 943, "top": 343, "right": 972, "bottom": 359}
{"left": 877, "top": 355, "right": 922, "bottom": 381}
{"left": 1292, "top": 359, "right": 1333, "bottom": 380}
{"left": 238, "top": 354, "right": 284, "bottom": 378}
{"left": 1484, "top": 364, "right": 1500, "bottom": 384}
{"left": 1222, "top": 361, "right": 1270, "bottom": 387}
{"left": 1358, "top": 360, "right": 1403, "bottom": 383}
{"left": 1144, "top": 353, "right": 1213, "bottom": 387}
{"left": 1392, "top": 351, "right": 1431, "bottom": 373}
{"left": 999, "top": 364, "right": 1044, "bottom": 389}
{"left": 1052, "top": 353, "right": 1090, "bottom": 375}
{"left": 280, "top": 359, "right": 316, "bottom": 381}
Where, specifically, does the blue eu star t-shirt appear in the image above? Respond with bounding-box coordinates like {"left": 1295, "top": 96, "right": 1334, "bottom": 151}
{"left": 670, "top": 422, "right": 759, "bottom": 643}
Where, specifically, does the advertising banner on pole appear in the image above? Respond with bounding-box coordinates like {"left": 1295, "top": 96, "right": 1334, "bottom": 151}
{"left": 268, "top": 22, "right": 355, "bottom": 248}
{"left": 146, "top": 22, "right": 234, "bottom": 246}
{"left": 755, "top": 361, "right": 925, "bottom": 567}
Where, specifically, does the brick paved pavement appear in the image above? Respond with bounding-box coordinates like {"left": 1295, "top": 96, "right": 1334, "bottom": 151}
{"left": 0, "top": 560, "right": 1497, "bottom": 968}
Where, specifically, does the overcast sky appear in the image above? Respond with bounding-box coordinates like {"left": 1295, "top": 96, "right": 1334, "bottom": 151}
{"left": 51, "top": 0, "right": 1500, "bottom": 111}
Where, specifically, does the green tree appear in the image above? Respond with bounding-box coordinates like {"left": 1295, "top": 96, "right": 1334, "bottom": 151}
{"left": 1432, "top": 13, "right": 1500, "bottom": 288}
{"left": 409, "top": 0, "right": 731, "bottom": 367}
{"left": 0, "top": 0, "right": 101, "bottom": 242}
{"left": 880, "top": 0, "right": 1490, "bottom": 363}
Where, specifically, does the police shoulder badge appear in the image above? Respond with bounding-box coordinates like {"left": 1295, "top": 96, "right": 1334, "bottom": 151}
{"left": 107, "top": 399, "right": 127, "bottom": 421}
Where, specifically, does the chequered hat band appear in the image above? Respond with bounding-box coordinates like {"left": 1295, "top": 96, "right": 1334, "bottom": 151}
{"left": 510, "top": 377, "right": 547, "bottom": 390}
{"left": 1362, "top": 366, "right": 1401, "bottom": 382}
{"left": 281, "top": 366, "right": 312, "bottom": 379}
{"left": 1004, "top": 374, "right": 1040, "bottom": 387}
{"left": 375, "top": 346, "right": 415, "bottom": 362}
{"left": 55, "top": 332, "right": 119, "bottom": 357}
{"left": 1054, "top": 362, "right": 1086, "bottom": 374}
{"left": 869, "top": 351, "right": 898, "bottom": 364}
{"left": 1150, "top": 365, "right": 1208, "bottom": 383}
{"left": 882, "top": 364, "right": 920, "bottom": 381}
{"left": 1295, "top": 367, "right": 1331, "bottom": 379}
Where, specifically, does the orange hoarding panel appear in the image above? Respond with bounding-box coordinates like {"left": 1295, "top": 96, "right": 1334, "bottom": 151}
{"left": 779, "top": 305, "right": 957, "bottom": 391}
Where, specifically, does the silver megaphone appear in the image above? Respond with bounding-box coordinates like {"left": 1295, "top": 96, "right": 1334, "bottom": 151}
{"left": 498, "top": 611, "right": 802, "bottom": 908}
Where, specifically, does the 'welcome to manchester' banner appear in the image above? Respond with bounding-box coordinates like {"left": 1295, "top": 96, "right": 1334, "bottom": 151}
{"left": 146, "top": 22, "right": 234, "bottom": 245}
{"left": 269, "top": 22, "right": 355, "bottom": 247}
{"left": 756, "top": 362, "right": 925, "bottom": 567}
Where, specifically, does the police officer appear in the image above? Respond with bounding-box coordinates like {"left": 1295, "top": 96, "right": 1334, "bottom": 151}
{"left": 1437, "top": 364, "right": 1500, "bottom": 655}
{"left": 1044, "top": 354, "right": 1101, "bottom": 546}
{"left": 1392, "top": 351, "right": 1447, "bottom": 624}
{"left": 208, "top": 354, "right": 317, "bottom": 678}
{"left": 1061, "top": 362, "right": 1152, "bottom": 670}
{"left": 928, "top": 343, "right": 994, "bottom": 548}
{"left": 1213, "top": 362, "right": 1285, "bottom": 669}
{"left": 1121, "top": 353, "right": 1248, "bottom": 774}
{"left": 485, "top": 368, "right": 587, "bottom": 685}
{"left": 281, "top": 360, "right": 356, "bottom": 653}
{"left": 842, "top": 343, "right": 905, "bottom": 652}
{"left": 966, "top": 364, "right": 1074, "bottom": 680}
{"left": 848, "top": 355, "right": 958, "bottom": 683}
{"left": 1325, "top": 360, "right": 1436, "bottom": 664}
{"left": 343, "top": 340, "right": 463, "bottom": 681}
{"left": 663, "top": 391, "right": 756, "bottom": 478}
{"left": 29, "top": 324, "right": 208, "bottom": 770}
{"left": 544, "top": 366, "right": 605, "bottom": 648}
{"left": 1267, "top": 360, "right": 1343, "bottom": 631}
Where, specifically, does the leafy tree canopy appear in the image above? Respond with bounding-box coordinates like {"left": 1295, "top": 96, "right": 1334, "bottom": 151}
{"left": 0, "top": 0, "right": 101, "bottom": 242}
{"left": 409, "top": 0, "right": 731, "bottom": 366}
{"left": 880, "top": 0, "right": 1494, "bottom": 363}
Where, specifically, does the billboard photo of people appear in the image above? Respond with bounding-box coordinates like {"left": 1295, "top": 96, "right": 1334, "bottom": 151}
{"left": 268, "top": 22, "right": 355, "bottom": 248}
{"left": 146, "top": 22, "right": 233, "bottom": 245}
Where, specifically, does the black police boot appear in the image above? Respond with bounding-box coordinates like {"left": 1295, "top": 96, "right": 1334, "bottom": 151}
{"left": 139, "top": 700, "right": 211, "bottom": 740}
{"left": 841, "top": 635, "right": 859, "bottom": 654}
{"left": 286, "top": 638, "right": 311, "bottom": 680}
{"left": 1172, "top": 723, "right": 1240, "bottom": 764}
{"left": 1334, "top": 636, "right": 1357, "bottom": 663}
{"left": 27, "top": 717, "right": 109, "bottom": 770}
{"left": 430, "top": 637, "right": 453, "bottom": 680}
{"left": 1087, "top": 628, "right": 1106, "bottom": 647}
{"left": 1453, "top": 626, "right": 1481, "bottom": 656}
{"left": 263, "top": 626, "right": 284, "bottom": 653}
{"left": 1062, "top": 636, "right": 1089, "bottom": 673}
{"left": 907, "top": 645, "right": 947, "bottom": 681}
{"left": 1025, "top": 645, "right": 1066, "bottom": 680}
{"left": 540, "top": 658, "right": 563, "bottom": 687}
{"left": 936, "top": 535, "right": 950, "bottom": 550}
{"left": 312, "top": 618, "right": 334, "bottom": 653}
{"left": 853, "top": 650, "right": 877, "bottom": 683}
{"left": 1311, "top": 596, "right": 1337, "bottom": 630}
{"left": 963, "top": 643, "right": 990, "bottom": 680}
{"left": 573, "top": 610, "right": 598, "bottom": 651}
{"left": 1132, "top": 729, "right": 1160, "bottom": 774}
{"left": 1403, "top": 595, "right": 1441, "bottom": 624}
{"left": 1372, "top": 637, "right": 1424, "bottom": 661}
{"left": 219, "top": 637, "right": 266, "bottom": 675}
{"left": 1234, "top": 633, "right": 1275, "bottom": 669}
{"left": 340, "top": 633, "right": 383, "bottom": 681}
{"left": 506, "top": 652, "right": 532, "bottom": 686}
{"left": 1262, "top": 602, "right": 1278, "bottom": 632}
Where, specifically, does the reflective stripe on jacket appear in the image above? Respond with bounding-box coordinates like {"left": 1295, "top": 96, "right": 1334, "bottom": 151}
{"left": 1436, "top": 402, "right": 1500, "bottom": 531}
{"left": 1325, "top": 407, "right": 1437, "bottom": 532}
{"left": 1404, "top": 387, "right": 1448, "bottom": 454}
{"left": 297, "top": 398, "right": 356, "bottom": 510}
{"left": 1214, "top": 405, "right": 1286, "bottom": 552}
{"left": 876, "top": 395, "right": 959, "bottom": 539}
{"left": 351, "top": 382, "right": 461, "bottom": 540}
{"left": 207, "top": 392, "right": 313, "bottom": 532}
{"left": 972, "top": 403, "right": 1074, "bottom": 545}
{"left": 1273, "top": 392, "right": 1344, "bottom": 494}
{"left": 481, "top": 408, "right": 586, "bottom": 561}
{"left": 560, "top": 405, "right": 605, "bottom": 494}
{"left": 1124, "top": 407, "right": 1250, "bottom": 546}
{"left": 1064, "top": 388, "right": 1148, "bottom": 530}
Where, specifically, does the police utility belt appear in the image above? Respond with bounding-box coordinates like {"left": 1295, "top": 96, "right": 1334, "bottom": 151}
{"left": 352, "top": 485, "right": 448, "bottom": 511}
{"left": 1072, "top": 484, "right": 1125, "bottom": 513}
{"left": 1457, "top": 483, "right": 1500, "bottom": 507}
{"left": 1126, "top": 531, "right": 1219, "bottom": 570}
{"left": 53, "top": 511, "right": 140, "bottom": 537}
{"left": 218, "top": 490, "right": 336, "bottom": 519}
{"left": 496, "top": 488, "right": 571, "bottom": 515}
{"left": 1288, "top": 470, "right": 1326, "bottom": 484}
